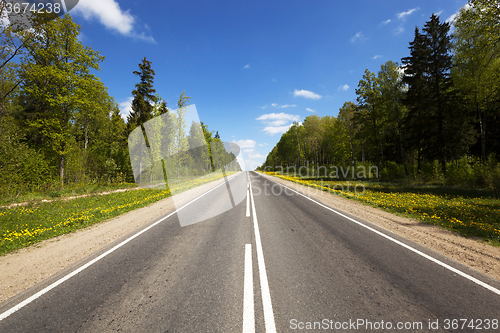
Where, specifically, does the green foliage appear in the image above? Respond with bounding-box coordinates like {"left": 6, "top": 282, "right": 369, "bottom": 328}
{"left": 127, "top": 57, "right": 157, "bottom": 133}
{"left": 379, "top": 161, "right": 406, "bottom": 181}
{"left": 0, "top": 116, "right": 51, "bottom": 198}
{"left": 16, "top": 14, "right": 105, "bottom": 188}
{"left": 261, "top": 12, "right": 500, "bottom": 195}
{"left": 452, "top": 0, "right": 500, "bottom": 162}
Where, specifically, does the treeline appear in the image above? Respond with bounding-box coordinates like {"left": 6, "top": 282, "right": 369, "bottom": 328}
{"left": 127, "top": 60, "right": 240, "bottom": 188}
{"left": 0, "top": 13, "right": 229, "bottom": 199}
{"left": 260, "top": 1, "right": 500, "bottom": 188}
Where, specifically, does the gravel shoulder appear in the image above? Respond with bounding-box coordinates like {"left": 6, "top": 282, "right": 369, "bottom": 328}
{"left": 260, "top": 173, "right": 500, "bottom": 282}
{"left": 0, "top": 174, "right": 241, "bottom": 304}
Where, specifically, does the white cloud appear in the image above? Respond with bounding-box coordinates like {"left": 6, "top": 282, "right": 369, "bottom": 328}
{"left": 338, "top": 84, "right": 350, "bottom": 91}
{"left": 350, "top": 31, "right": 364, "bottom": 43}
{"left": 243, "top": 63, "right": 251, "bottom": 69}
{"left": 373, "top": 55, "right": 382, "bottom": 60}
{"left": 232, "top": 139, "right": 256, "bottom": 149}
{"left": 446, "top": 4, "right": 471, "bottom": 24}
{"left": 293, "top": 89, "right": 322, "bottom": 100}
{"left": 261, "top": 105, "right": 268, "bottom": 109}
{"left": 119, "top": 96, "right": 134, "bottom": 120}
{"left": 132, "top": 32, "right": 156, "bottom": 43}
{"left": 381, "top": 19, "right": 391, "bottom": 25}
{"left": 262, "top": 124, "right": 294, "bottom": 135}
{"left": 394, "top": 26, "right": 405, "bottom": 35}
{"left": 446, "top": 13, "right": 459, "bottom": 24}
{"left": 256, "top": 112, "right": 301, "bottom": 123}
{"left": 272, "top": 79, "right": 277, "bottom": 82}
{"left": 73, "top": 0, "right": 155, "bottom": 42}
{"left": 269, "top": 103, "right": 297, "bottom": 108}
{"left": 306, "top": 108, "right": 315, "bottom": 113}
{"left": 435, "top": 10, "right": 443, "bottom": 16}
{"left": 258, "top": 143, "right": 268, "bottom": 147}
{"left": 257, "top": 112, "right": 301, "bottom": 135}
{"left": 77, "top": 32, "right": 87, "bottom": 42}
{"left": 397, "top": 8, "right": 418, "bottom": 20}
{"left": 248, "top": 151, "right": 266, "bottom": 159}
{"left": 243, "top": 149, "right": 254, "bottom": 153}
{"left": 243, "top": 159, "right": 263, "bottom": 171}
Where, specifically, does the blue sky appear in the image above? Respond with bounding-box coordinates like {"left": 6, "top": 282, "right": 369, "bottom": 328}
{"left": 69, "top": 0, "right": 468, "bottom": 170}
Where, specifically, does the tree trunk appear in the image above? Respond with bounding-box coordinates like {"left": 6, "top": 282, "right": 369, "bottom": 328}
{"left": 398, "top": 121, "right": 408, "bottom": 176}
{"left": 296, "top": 134, "right": 301, "bottom": 167}
{"left": 349, "top": 136, "right": 355, "bottom": 166}
{"left": 478, "top": 105, "right": 486, "bottom": 163}
{"left": 60, "top": 146, "right": 65, "bottom": 189}
{"left": 84, "top": 121, "right": 88, "bottom": 152}
{"left": 139, "top": 138, "right": 143, "bottom": 185}
{"left": 361, "top": 141, "right": 365, "bottom": 163}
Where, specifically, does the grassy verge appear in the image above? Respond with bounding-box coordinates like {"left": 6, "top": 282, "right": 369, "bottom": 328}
{"left": 263, "top": 172, "right": 500, "bottom": 246}
{"left": 0, "top": 170, "right": 239, "bottom": 256}
{"left": 0, "top": 182, "right": 140, "bottom": 207}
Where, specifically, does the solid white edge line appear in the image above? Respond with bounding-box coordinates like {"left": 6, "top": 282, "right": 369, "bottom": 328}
{"left": 249, "top": 179, "right": 277, "bottom": 333}
{"left": 243, "top": 244, "right": 255, "bottom": 333}
{"left": 260, "top": 173, "right": 500, "bottom": 297}
{"left": 0, "top": 172, "right": 243, "bottom": 321}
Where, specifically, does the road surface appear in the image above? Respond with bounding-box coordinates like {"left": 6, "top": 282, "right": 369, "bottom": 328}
{"left": 0, "top": 171, "right": 499, "bottom": 332}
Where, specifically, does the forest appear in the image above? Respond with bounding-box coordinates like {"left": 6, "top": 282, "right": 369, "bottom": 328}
{"left": 259, "top": 1, "right": 500, "bottom": 191}
{"left": 0, "top": 11, "right": 231, "bottom": 200}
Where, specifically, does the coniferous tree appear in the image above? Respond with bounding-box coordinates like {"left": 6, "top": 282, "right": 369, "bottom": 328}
{"left": 402, "top": 15, "right": 456, "bottom": 173}
{"left": 127, "top": 57, "right": 157, "bottom": 132}
{"left": 402, "top": 27, "right": 431, "bottom": 171}
{"left": 422, "top": 14, "right": 453, "bottom": 173}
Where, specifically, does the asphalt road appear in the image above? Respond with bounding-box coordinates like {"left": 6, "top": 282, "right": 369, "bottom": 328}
{"left": 1, "top": 171, "right": 499, "bottom": 332}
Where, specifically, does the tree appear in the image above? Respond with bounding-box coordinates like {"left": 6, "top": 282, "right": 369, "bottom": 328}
{"left": 18, "top": 14, "right": 104, "bottom": 187}
{"left": 355, "top": 69, "right": 384, "bottom": 170}
{"left": 453, "top": 0, "right": 500, "bottom": 162}
{"left": 402, "top": 27, "right": 430, "bottom": 171}
{"left": 106, "top": 104, "right": 129, "bottom": 183}
{"left": 402, "top": 15, "right": 456, "bottom": 173}
{"left": 173, "top": 91, "right": 190, "bottom": 177}
{"left": 338, "top": 101, "right": 358, "bottom": 165}
{"left": 378, "top": 61, "right": 408, "bottom": 175}
{"left": 321, "top": 115, "right": 349, "bottom": 166}
{"left": 422, "top": 14, "right": 454, "bottom": 173}
{"left": 302, "top": 115, "right": 323, "bottom": 166}
{"left": 188, "top": 120, "right": 208, "bottom": 175}
{"left": 127, "top": 57, "right": 157, "bottom": 132}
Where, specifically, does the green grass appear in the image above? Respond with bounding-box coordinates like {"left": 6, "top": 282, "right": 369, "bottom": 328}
{"left": 0, "top": 188, "right": 171, "bottom": 256}
{"left": 264, "top": 172, "right": 500, "bottom": 246}
{"left": 0, "top": 170, "right": 240, "bottom": 256}
{"left": 0, "top": 182, "right": 139, "bottom": 206}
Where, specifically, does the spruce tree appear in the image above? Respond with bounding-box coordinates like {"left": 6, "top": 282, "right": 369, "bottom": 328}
{"left": 403, "top": 27, "right": 431, "bottom": 171}
{"left": 423, "top": 14, "right": 453, "bottom": 173}
{"left": 127, "top": 57, "right": 157, "bottom": 132}
{"left": 402, "top": 15, "right": 455, "bottom": 174}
